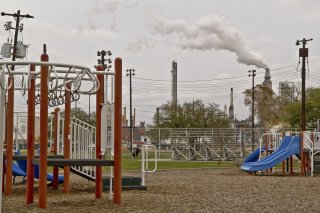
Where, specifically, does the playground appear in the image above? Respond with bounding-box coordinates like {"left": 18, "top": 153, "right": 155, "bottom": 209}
{"left": 2, "top": 167, "right": 320, "bottom": 212}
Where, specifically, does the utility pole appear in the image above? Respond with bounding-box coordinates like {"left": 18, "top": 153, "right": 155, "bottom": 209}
{"left": 156, "top": 107, "right": 160, "bottom": 127}
{"left": 248, "top": 70, "right": 256, "bottom": 152}
{"left": 296, "top": 38, "right": 313, "bottom": 131}
{"left": 126, "top": 68, "right": 135, "bottom": 154}
{"left": 1, "top": 10, "right": 34, "bottom": 70}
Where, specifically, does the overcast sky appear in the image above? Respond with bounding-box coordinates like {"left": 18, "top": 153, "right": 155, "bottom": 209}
{"left": 1, "top": 0, "right": 320, "bottom": 125}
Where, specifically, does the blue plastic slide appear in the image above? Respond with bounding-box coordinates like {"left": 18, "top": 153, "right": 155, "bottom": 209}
{"left": 3, "top": 161, "right": 27, "bottom": 183}
{"left": 16, "top": 159, "right": 64, "bottom": 183}
{"left": 241, "top": 136, "right": 301, "bottom": 172}
{"left": 243, "top": 146, "right": 265, "bottom": 164}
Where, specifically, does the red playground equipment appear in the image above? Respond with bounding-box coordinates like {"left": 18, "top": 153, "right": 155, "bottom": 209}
{"left": 0, "top": 46, "right": 122, "bottom": 210}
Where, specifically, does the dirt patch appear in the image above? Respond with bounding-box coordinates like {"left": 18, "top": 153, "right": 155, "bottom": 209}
{"left": 2, "top": 168, "right": 320, "bottom": 212}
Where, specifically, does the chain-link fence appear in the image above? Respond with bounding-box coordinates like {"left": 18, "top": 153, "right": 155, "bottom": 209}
{"left": 125, "top": 127, "right": 307, "bottom": 161}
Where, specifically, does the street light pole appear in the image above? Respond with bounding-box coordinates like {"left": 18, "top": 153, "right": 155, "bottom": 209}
{"left": 248, "top": 70, "right": 256, "bottom": 152}
{"left": 126, "top": 69, "right": 135, "bottom": 154}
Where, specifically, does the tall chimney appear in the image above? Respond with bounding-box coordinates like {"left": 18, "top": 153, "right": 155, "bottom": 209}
{"left": 171, "top": 60, "right": 177, "bottom": 107}
{"left": 123, "top": 107, "right": 126, "bottom": 126}
{"left": 229, "top": 88, "right": 234, "bottom": 120}
{"left": 262, "top": 69, "right": 272, "bottom": 90}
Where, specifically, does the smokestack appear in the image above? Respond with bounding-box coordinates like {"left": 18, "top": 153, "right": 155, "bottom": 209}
{"left": 171, "top": 60, "right": 177, "bottom": 107}
{"left": 224, "top": 105, "right": 228, "bottom": 118}
{"left": 262, "top": 68, "right": 272, "bottom": 90}
{"left": 229, "top": 88, "right": 234, "bottom": 120}
{"left": 123, "top": 107, "right": 126, "bottom": 126}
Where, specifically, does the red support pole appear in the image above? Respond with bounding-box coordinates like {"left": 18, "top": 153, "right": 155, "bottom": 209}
{"left": 63, "top": 83, "right": 71, "bottom": 193}
{"left": 290, "top": 156, "right": 293, "bottom": 175}
{"left": 113, "top": 57, "right": 122, "bottom": 204}
{"left": 39, "top": 49, "right": 49, "bottom": 209}
{"left": 26, "top": 64, "right": 35, "bottom": 204}
{"left": 52, "top": 107, "right": 60, "bottom": 189}
{"left": 281, "top": 132, "right": 285, "bottom": 174}
{"left": 5, "top": 76, "right": 14, "bottom": 195}
{"left": 300, "top": 131, "right": 304, "bottom": 175}
{"left": 263, "top": 133, "right": 268, "bottom": 173}
{"left": 95, "top": 65, "right": 104, "bottom": 199}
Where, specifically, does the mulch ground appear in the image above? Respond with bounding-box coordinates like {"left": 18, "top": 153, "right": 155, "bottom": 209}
{"left": 2, "top": 168, "right": 320, "bottom": 212}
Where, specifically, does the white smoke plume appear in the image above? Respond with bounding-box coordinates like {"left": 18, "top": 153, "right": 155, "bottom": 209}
{"left": 150, "top": 13, "right": 269, "bottom": 69}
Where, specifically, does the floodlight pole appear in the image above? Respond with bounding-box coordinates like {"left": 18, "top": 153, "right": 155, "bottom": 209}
{"left": 126, "top": 69, "right": 135, "bottom": 154}
{"left": 296, "top": 38, "right": 312, "bottom": 175}
{"left": 296, "top": 38, "right": 313, "bottom": 132}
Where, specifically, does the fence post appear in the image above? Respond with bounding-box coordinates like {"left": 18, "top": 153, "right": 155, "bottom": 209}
{"left": 158, "top": 128, "right": 161, "bottom": 159}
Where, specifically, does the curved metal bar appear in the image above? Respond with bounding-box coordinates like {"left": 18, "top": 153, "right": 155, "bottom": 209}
{"left": 20, "top": 74, "right": 28, "bottom": 96}
{"left": 63, "top": 67, "right": 73, "bottom": 92}
{"left": 0, "top": 64, "right": 13, "bottom": 90}
{"left": 49, "top": 65, "right": 59, "bottom": 91}
{"left": 0, "top": 61, "right": 91, "bottom": 71}
{"left": 78, "top": 69, "right": 100, "bottom": 94}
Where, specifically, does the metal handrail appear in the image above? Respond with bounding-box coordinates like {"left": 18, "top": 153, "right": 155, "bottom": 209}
{"left": 141, "top": 145, "right": 157, "bottom": 187}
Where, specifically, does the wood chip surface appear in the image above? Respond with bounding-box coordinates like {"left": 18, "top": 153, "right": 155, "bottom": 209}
{"left": 2, "top": 168, "right": 320, "bottom": 212}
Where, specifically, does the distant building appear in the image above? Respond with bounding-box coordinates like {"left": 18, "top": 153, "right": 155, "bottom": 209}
{"left": 279, "top": 82, "right": 295, "bottom": 103}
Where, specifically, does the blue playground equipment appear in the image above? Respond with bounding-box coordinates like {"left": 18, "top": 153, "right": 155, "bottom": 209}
{"left": 242, "top": 146, "right": 265, "bottom": 164}
{"left": 3, "top": 161, "right": 27, "bottom": 183}
{"left": 16, "top": 159, "right": 64, "bottom": 184}
{"left": 241, "top": 136, "right": 301, "bottom": 172}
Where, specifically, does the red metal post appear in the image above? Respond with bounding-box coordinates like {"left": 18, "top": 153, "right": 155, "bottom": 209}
{"left": 300, "top": 131, "right": 304, "bottom": 175}
{"left": 39, "top": 50, "right": 49, "bottom": 209}
{"left": 63, "top": 83, "right": 71, "bottom": 193}
{"left": 52, "top": 107, "right": 60, "bottom": 189}
{"left": 5, "top": 76, "right": 14, "bottom": 195}
{"left": 95, "top": 65, "right": 104, "bottom": 198}
{"left": 264, "top": 133, "right": 268, "bottom": 173}
{"left": 113, "top": 57, "right": 122, "bottom": 204}
{"left": 26, "top": 64, "right": 35, "bottom": 204}
{"left": 281, "top": 132, "right": 285, "bottom": 174}
{"left": 290, "top": 156, "right": 293, "bottom": 175}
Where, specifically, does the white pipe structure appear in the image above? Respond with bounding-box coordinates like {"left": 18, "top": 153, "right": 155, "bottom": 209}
{"left": 141, "top": 145, "right": 158, "bottom": 187}
{"left": 0, "top": 70, "right": 6, "bottom": 213}
{"left": 0, "top": 61, "right": 115, "bottom": 95}
{"left": 303, "top": 132, "right": 316, "bottom": 177}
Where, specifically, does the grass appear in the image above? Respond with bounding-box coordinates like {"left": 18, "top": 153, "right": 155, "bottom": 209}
{"left": 13, "top": 150, "right": 239, "bottom": 173}
{"left": 120, "top": 151, "right": 238, "bottom": 171}
{"left": 14, "top": 149, "right": 301, "bottom": 172}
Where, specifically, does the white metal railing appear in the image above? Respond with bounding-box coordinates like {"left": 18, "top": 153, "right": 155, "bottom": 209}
{"left": 258, "top": 132, "right": 283, "bottom": 161}
{"left": 141, "top": 145, "right": 157, "bottom": 187}
{"left": 58, "top": 117, "right": 96, "bottom": 179}
{"left": 303, "top": 131, "right": 320, "bottom": 177}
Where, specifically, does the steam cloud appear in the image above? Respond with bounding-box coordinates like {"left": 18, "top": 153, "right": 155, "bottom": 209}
{"left": 150, "top": 13, "right": 269, "bottom": 69}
